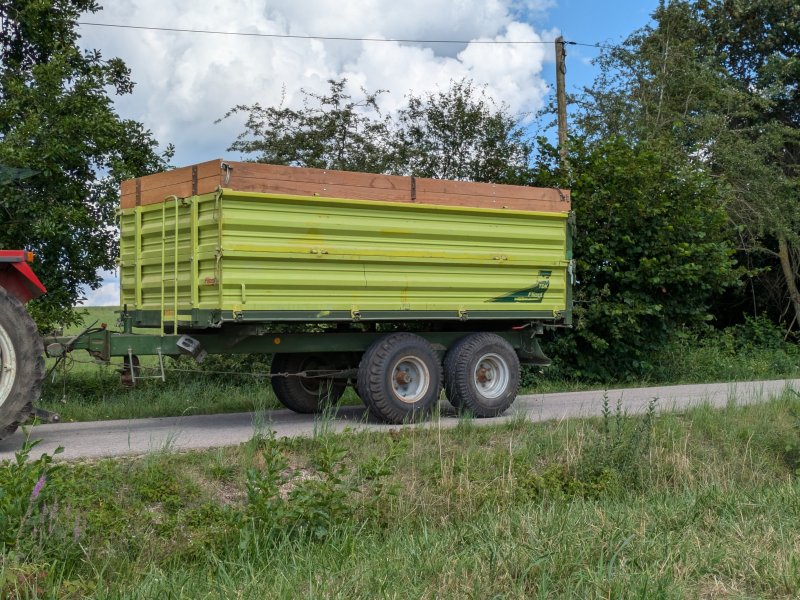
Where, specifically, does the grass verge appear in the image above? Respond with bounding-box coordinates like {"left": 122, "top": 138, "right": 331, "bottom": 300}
{"left": 3, "top": 393, "right": 800, "bottom": 598}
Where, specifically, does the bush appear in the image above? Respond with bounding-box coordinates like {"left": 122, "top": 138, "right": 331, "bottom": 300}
{"left": 533, "top": 137, "right": 737, "bottom": 381}
{"left": 245, "top": 431, "right": 357, "bottom": 541}
{"left": 522, "top": 396, "right": 658, "bottom": 499}
{"left": 654, "top": 316, "right": 800, "bottom": 383}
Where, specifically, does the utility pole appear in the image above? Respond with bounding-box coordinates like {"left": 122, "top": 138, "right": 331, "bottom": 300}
{"left": 554, "top": 36, "right": 568, "bottom": 170}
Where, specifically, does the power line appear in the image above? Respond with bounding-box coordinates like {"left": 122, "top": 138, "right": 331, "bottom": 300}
{"left": 76, "top": 21, "right": 615, "bottom": 49}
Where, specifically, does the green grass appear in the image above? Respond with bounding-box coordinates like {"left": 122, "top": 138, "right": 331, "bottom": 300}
{"left": 34, "top": 308, "right": 800, "bottom": 424}
{"left": 3, "top": 393, "right": 800, "bottom": 598}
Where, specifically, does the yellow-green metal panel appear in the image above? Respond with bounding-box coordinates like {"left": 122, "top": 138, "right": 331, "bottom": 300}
{"left": 120, "top": 189, "right": 571, "bottom": 323}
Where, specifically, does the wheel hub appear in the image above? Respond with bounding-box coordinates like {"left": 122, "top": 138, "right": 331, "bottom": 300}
{"left": 477, "top": 366, "right": 494, "bottom": 383}
{"left": 473, "top": 353, "right": 509, "bottom": 399}
{"left": 391, "top": 356, "right": 430, "bottom": 404}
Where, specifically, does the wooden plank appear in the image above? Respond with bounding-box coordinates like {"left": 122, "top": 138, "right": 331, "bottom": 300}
{"left": 120, "top": 159, "right": 571, "bottom": 213}
{"left": 226, "top": 162, "right": 409, "bottom": 196}
{"left": 226, "top": 175, "right": 411, "bottom": 202}
{"left": 408, "top": 194, "right": 568, "bottom": 212}
{"left": 120, "top": 160, "right": 222, "bottom": 208}
{"left": 120, "top": 175, "right": 219, "bottom": 208}
{"left": 416, "top": 177, "right": 570, "bottom": 203}
{"left": 415, "top": 178, "right": 570, "bottom": 211}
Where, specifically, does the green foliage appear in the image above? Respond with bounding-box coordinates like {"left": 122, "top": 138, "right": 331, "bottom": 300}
{"left": 245, "top": 431, "right": 360, "bottom": 541}
{"left": 0, "top": 435, "right": 63, "bottom": 550}
{"left": 8, "top": 398, "right": 800, "bottom": 597}
{"left": 521, "top": 396, "right": 658, "bottom": 500}
{"left": 576, "top": 395, "right": 657, "bottom": 493}
{"left": 653, "top": 316, "right": 800, "bottom": 383}
{"left": 223, "top": 77, "right": 534, "bottom": 185}
{"left": 220, "top": 79, "right": 393, "bottom": 173}
{"left": 578, "top": 0, "right": 800, "bottom": 331}
{"left": 0, "top": 1, "right": 171, "bottom": 329}
{"left": 393, "top": 79, "right": 534, "bottom": 183}
{"left": 535, "top": 136, "right": 737, "bottom": 380}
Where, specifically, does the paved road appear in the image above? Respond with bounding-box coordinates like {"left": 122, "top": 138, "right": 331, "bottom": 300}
{"left": 1, "top": 379, "right": 798, "bottom": 461}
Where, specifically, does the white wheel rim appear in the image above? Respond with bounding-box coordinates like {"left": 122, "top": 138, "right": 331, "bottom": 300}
{"left": 473, "top": 353, "right": 510, "bottom": 399}
{"left": 0, "top": 322, "right": 17, "bottom": 409}
{"left": 391, "top": 355, "right": 430, "bottom": 404}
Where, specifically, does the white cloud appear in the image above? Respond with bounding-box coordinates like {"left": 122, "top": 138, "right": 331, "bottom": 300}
{"left": 79, "top": 270, "right": 120, "bottom": 307}
{"left": 79, "top": 0, "right": 556, "bottom": 165}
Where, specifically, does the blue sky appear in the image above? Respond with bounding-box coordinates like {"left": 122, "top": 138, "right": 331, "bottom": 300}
{"left": 80, "top": 0, "right": 659, "bottom": 306}
{"left": 540, "top": 0, "right": 657, "bottom": 94}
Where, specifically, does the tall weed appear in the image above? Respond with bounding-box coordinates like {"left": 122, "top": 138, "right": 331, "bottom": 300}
{"left": 0, "top": 435, "right": 63, "bottom": 551}
{"left": 523, "top": 396, "right": 658, "bottom": 499}
{"left": 245, "top": 431, "right": 378, "bottom": 541}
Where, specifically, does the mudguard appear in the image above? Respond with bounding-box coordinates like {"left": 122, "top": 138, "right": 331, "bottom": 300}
{"left": 0, "top": 251, "right": 47, "bottom": 303}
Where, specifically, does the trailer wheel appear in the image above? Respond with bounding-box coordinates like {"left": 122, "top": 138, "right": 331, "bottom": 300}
{"left": 0, "top": 287, "right": 44, "bottom": 440}
{"left": 444, "top": 333, "right": 520, "bottom": 418}
{"left": 357, "top": 333, "right": 442, "bottom": 424}
{"left": 270, "top": 353, "right": 346, "bottom": 414}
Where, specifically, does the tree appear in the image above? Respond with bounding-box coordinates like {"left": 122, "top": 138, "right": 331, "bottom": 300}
{"left": 392, "top": 80, "right": 534, "bottom": 184}
{"left": 222, "top": 78, "right": 535, "bottom": 184}
{"left": 577, "top": 0, "right": 800, "bottom": 333}
{"left": 533, "top": 136, "right": 737, "bottom": 380}
{"left": 220, "top": 79, "right": 393, "bottom": 174}
{"left": 0, "top": 0, "right": 171, "bottom": 329}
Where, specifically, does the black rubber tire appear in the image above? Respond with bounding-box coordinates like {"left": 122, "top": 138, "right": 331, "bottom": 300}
{"left": 0, "top": 288, "right": 44, "bottom": 441}
{"left": 357, "top": 333, "right": 442, "bottom": 424}
{"left": 444, "top": 333, "right": 520, "bottom": 418}
{"left": 270, "top": 353, "right": 347, "bottom": 414}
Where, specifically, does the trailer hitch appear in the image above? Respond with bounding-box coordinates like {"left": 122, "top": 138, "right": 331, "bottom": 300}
{"left": 32, "top": 407, "right": 60, "bottom": 424}
{"left": 45, "top": 319, "right": 100, "bottom": 356}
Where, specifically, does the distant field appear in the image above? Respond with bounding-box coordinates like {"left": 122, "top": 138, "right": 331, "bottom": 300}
{"left": 64, "top": 306, "right": 120, "bottom": 334}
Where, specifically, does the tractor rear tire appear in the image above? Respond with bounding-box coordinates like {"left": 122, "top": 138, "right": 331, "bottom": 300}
{"left": 0, "top": 287, "right": 44, "bottom": 441}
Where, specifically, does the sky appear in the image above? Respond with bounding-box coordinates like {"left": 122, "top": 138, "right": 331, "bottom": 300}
{"left": 78, "top": 0, "right": 659, "bottom": 306}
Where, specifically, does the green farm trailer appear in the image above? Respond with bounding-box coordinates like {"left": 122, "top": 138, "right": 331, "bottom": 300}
{"left": 32, "top": 160, "right": 574, "bottom": 430}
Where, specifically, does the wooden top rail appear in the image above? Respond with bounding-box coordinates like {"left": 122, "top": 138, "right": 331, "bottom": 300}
{"left": 120, "top": 159, "right": 571, "bottom": 212}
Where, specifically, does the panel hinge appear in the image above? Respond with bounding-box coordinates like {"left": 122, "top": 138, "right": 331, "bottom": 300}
{"left": 221, "top": 162, "right": 233, "bottom": 186}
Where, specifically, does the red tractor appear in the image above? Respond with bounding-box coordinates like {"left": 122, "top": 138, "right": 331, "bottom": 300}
{"left": 0, "top": 250, "right": 46, "bottom": 440}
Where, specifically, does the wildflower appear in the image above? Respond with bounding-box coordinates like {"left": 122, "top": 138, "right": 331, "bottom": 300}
{"left": 30, "top": 475, "right": 46, "bottom": 502}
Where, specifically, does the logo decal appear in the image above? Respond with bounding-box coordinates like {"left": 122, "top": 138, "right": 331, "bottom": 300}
{"left": 488, "top": 270, "right": 552, "bottom": 303}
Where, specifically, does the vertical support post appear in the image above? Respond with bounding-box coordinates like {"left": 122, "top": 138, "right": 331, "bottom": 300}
{"left": 173, "top": 197, "right": 179, "bottom": 334}
{"left": 122, "top": 305, "right": 133, "bottom": 334}
{"left": 555, "top": 36, "right": 569, "bottom": 170}
{"left": 134, "top": 208, "right": 143, "bottom": 308}
{"left": 190, "top": 197, "right": 199, "bottom": 310}
{"left": 160, "top": 200, "right": 166, "bottom": 336}
{"left": 156, "top": 347, "right": 166, "bottom": 382}
{"left": 127, "top": 347, "right": 137, "bottom": 386}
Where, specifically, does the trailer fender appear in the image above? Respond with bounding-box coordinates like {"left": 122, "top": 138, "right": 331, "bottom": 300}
{"left": 0, "top": 251, "right": 47, "bottom": 303}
